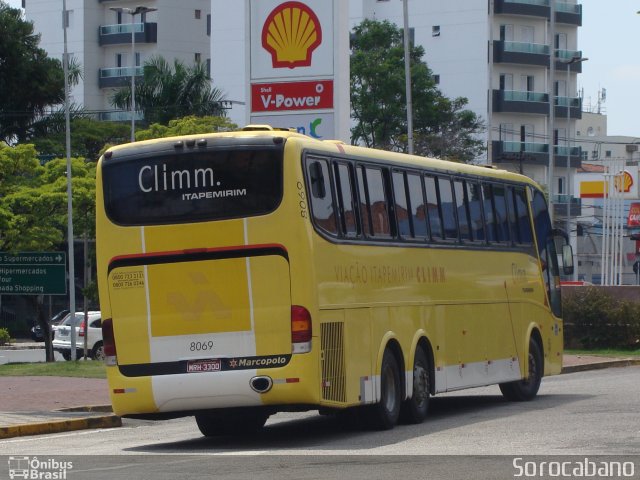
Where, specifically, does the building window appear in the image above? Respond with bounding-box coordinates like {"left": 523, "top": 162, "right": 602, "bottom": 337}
{"left": 207, "top": 14, "right": 211, "bottom": 36}
{"left": 433, "top": 74, "right": 440, "bottom": 85}
{"left": 116, "top": 53, "right": 124, "bottom": 68}
{"left": 206, "top": 59, "right": 211, "bottom": 78}
{"left": 195, "top": 9, "right": 201, "bottom": 19}
{"left": 605, "top": 150, "right": 612, "bottom": 158}
{"left": 400, "top": 27, "right": 415, "bottom": 45}
{"left": 135, "top": 52, "right": 140, "bottom": 67}
{"left": 195, "top": 52, "right": 201, "bottom": 63}
{"left": 63, "top": 9, "right": 73, "bottom": 28}
{"left": 432, "top": 25, "right": 440, "bottom": 37}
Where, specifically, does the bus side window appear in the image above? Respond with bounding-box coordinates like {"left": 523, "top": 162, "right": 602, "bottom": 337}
{"left": 356, "top": 166, "right": 372, "bottom": 236}
{"left": 492, "top": 184, "right": 511, "bottom": 243}
{"left": 514, "top": 187, "right": 533, "bottom": 244}
{"left": 407, "top": 172, "right": 428, "bottom": 239}
{"left": 482, "top": 183, "right": 498, "bottom": 242}
{"left": 438, "top": 177, "right": 458, "bottom": 240}
{"left": 467, "top": 181, "right": 485, "bottom": 242}
{"left": 334, "top": 162, "right": 358, "bottom": 237}
{"left": 364, "top": 167, "right": 391, "bottom": 237}
{"left": 453, "top": 179, "right": 471, "bottom": 242}
{"left": 424, "top": 175, "right": 442, "bottom": 240}
{"left": 506, "top": 186, "right": 521, "bottom": 243}
{"left": 306, "top": 158, "right": 337, "bottom": 235}
{"left": 392, "top": 170, "right": 411, "bottom": 238}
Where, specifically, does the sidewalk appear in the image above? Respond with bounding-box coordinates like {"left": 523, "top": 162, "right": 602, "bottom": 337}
{"left": 1, "top": 354, "right": 639, "bottom": 440}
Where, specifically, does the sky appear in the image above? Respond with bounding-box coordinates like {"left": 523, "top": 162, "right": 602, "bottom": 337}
{"left": 5, "top": 0, "right": 639, "bottom": 137}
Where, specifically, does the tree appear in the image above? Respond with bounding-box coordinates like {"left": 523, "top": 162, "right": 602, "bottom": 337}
{"left": 0, "top": 143, "right": 96, "bottom": 360}
{"left": 30, "top": 117, "right": 129, "bottom": 161}
{"left": 111, "top": 56, "right": 228, "bottom": 125}
{"left": 0, "top": 2, "right": 65, "bottom": 143}
{"left": 135, "top": 115, "right": 237, "bottom": 141}
{"left": 350, "top": 20, "right": 485, "bottom": 162}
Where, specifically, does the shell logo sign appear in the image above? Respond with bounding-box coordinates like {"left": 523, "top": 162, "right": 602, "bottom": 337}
{"left": 580, "top": 170, "right": 636, "bottom": 198}
{"left": 614, "top": 170, "right": 634, "bottom": 193}
{"left": 261, "top": 2, "right": 322, "bottom": 69}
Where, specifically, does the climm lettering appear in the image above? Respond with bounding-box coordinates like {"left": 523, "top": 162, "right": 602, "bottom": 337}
{"left": 138, "top": 164, "right": 218, "bottom": 193}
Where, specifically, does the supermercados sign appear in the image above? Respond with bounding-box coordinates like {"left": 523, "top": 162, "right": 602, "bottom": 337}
{"left": 248, "top": 0, "right": 349, "bottom": 141}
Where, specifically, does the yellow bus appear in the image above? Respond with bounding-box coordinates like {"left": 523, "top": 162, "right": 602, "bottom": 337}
{"left": 96, "top": 126, "right": 572, "bottom": 435}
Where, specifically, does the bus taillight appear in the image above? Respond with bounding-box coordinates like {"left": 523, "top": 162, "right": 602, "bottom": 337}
{"left": 102, "top": 318, "right": 117, "bottom": 365}
{"left": 291, "top": 305, "right": 312, "bottom": 354}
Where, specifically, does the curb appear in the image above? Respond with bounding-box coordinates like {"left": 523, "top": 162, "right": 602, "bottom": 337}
{"left": 0, "top": 406, "right": 121, "bottom": 440}
{"left": 561, "top": 358, "right": 640, "bottom": 374}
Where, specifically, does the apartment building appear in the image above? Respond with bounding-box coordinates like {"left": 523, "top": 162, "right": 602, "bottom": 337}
{"left": 24, "top": 0, "right": 211, "bottom": 120}
{"left": 349, "top": 0, "right": 583, "bottom": 193}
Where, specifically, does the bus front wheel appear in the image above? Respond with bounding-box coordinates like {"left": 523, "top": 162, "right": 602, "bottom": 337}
{"left": 499, "top": 339, "right": 543, "bottom": 401}
{"left": 195, "top": 409, "right": 269, "bottom": 437}
{"left": 366, "top": 349, "right": 402, "bottom": 430}
{"left": 400, "top": 347, "right": 430, "bottom": 424}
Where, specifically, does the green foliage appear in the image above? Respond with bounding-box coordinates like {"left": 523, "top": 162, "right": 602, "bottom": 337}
{"left": 30, "top": 118, "right": 129, "bottom": 161}
{"left": 135, "top": 115, "right": 237, "bottom": 141}
{"left": 0, "top": 327, "right": 10, "bottom": 345}
{"left": 0, "top": 2, "right": 66, "bottom": 143}
{"left": 0, "top": 145, "right": 96, "bottom": 251}
{"left": 350, "top": 20, "right": 485, "bottom": 162}
{"left": 111, "top": 56, "right": 228, "bottom": 125}
{"left": 563, "top": 287, "right": 640, "bottom": 349}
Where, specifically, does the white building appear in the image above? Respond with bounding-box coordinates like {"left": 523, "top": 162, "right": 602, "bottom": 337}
{"left": 214, "top": 0, "right": 583, "bottom": 194}
{"left": 24, "top": 0, "right": 211, "bottom": 119}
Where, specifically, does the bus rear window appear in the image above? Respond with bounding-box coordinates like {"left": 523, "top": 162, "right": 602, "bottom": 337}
{"left": 102, "top": 148, "right": 283, "bottom": 225}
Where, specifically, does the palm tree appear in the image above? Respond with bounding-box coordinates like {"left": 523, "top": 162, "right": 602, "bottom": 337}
{"left": 111, "top": 56, "right": 227, "bottom": 125}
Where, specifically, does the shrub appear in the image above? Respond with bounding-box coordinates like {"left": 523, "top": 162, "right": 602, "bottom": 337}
{"left": 563, "top": 287, "right": 640, "bottom": 349}
{"left": 0, "top": 327, "right": 11, "bottom": 345}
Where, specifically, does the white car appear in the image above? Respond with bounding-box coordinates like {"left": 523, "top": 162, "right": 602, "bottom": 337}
{"left": 52, "top": 311, "right": 104, "bottom": 361}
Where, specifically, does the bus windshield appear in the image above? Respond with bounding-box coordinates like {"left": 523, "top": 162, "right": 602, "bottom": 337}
{"left": 102, "top": 147, "right": 283, "bottom": 226}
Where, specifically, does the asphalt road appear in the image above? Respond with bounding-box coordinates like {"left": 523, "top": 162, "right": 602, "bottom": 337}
{"left": 1, "top": 367, "right": 639, "bottom": 479}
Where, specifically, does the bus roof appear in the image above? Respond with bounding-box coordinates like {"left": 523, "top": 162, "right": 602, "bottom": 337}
{"left": 103, "top": 126, "right": 542, "bottom": 190}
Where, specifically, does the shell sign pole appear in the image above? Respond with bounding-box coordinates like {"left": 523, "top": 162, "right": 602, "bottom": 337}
{"left": 247, "top": 0, "right": 350, "bottom": 141}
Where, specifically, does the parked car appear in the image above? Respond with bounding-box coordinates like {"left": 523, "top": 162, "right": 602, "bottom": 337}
{"left": 52, "top": 311, "right": 103, "bottom": 361}
{"left": 30, "top": 309, "right": 70, "bottom": 342}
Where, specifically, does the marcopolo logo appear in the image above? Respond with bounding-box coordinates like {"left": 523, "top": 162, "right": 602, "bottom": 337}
{"left": 8, "top": 456, "right": 73, "bottom": 479}
{"left": 261, "top": 1, "right": 322, "bottom": 69}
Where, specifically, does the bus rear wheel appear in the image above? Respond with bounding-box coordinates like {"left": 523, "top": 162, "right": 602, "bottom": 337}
{"left": 195, "top": 409, "right": 269, "bottom": 437}
{"left": 365, "top": 348, "right": 402, "bottom": 430}
{"left": 400, "top": 347, "right": 430, "bottom": 424}
{"left": 499, "top": 338, "right": 543, "bottom": 401}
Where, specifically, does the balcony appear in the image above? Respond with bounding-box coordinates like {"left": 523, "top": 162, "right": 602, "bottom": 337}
{"left": 492, "top": 89, "right": 550, "bottom": 115}
{"left": 555, "top": 2, "right": 582, "bottom": 26}
{"left": 494, "top": 0, "right": 550, "bottom": 19}
{"left": 552, "top": 195, "right": 581, "bottom": 217}
{"left": 98, "top": 66, "right": 143, "bottom": 88}
{"left": 493, "top": 40, "right": 550, "bottom": 67}
{"left": 555, "top": 50, "right": 584, "bottom": 72}
{"left": 554, "top": 96, "right": 582, "bottom": 119}
{"left": 492, "top": 140, "right": 549, "bottom": 165}
{"left": 492, "top": 141, "right": 582, "bottom": 168}
{"left": 554, "top": 145, "right": 583, "bottom": 168}
{"left": 99, "top": 22, "right": 157, "bottom": 46}
{"left": 98, "top": 110, "right": 144, "bottom": 122}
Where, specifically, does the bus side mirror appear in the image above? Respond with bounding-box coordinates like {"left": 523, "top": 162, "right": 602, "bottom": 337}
{"left": 562, "top": 244, "right": 574, "bottom": 276}
{"left": 308, "top": 161, "right": 326, "bottom": 199}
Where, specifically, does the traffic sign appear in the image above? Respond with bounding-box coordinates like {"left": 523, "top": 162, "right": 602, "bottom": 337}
{"left": 0, "top": 252, "right": 67, "bottom": 295}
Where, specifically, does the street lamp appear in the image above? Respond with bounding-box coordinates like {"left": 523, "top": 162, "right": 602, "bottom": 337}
{"left": 559, "top": 54, "right": 588, "bottom": 279}
{"left": 109, "top": 6, "right": 157, "bottom": 142}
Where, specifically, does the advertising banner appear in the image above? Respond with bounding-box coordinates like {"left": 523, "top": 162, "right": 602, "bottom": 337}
{"left": 251, "top": 80, "right": 333, "bottom": 113}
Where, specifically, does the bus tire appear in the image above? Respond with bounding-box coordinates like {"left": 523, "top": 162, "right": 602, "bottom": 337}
{"left": 400, "top": 347, "right": 430, "bottom": 424}
{"left": 195, "top": 410, "right": 269, "bottom": 437}
{"left": 366, "top": 348, "right": 402, "bottom": 430}
{"left": 499, "top": 338, "right": 543, "bottom": 401}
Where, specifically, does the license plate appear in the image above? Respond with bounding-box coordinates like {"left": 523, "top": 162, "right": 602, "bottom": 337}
{"left": 187, "top": 359, "right": 222, "bottom": 373}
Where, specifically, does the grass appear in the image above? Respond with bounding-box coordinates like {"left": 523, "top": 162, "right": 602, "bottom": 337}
{"left": 565, "top": 348, "right": 640, "bottom": 357}
{"left": 0, "top": 360, "right": 106, "bottom": 378}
